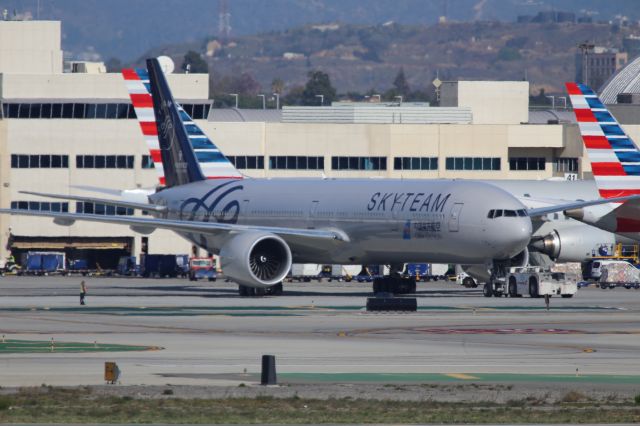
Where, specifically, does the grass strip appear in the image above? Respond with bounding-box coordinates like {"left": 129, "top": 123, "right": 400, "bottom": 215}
{"left": 0, "top": 387, "right": 638, "bottom": 424}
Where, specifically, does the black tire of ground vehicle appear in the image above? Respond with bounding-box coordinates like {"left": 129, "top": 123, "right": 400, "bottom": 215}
{"left": 600, "top": 283, "right": 608, "bottom": 290}
{"left": 483, "top": 283, "right": 493, "bottom": 297}
{"left": 508, "top": 277, "right": 518, "bottom": 297}
{"left": 208, "top": 277, "right": 216, "bottom": 282}
{"left": 529, "top": 277, "right": 539, "bottom": 298}
{"left": 462, "top": 277, "right": 476, "bottom": 288}
{"left": 561, "top": 294, "right": 574, "bottom": 298}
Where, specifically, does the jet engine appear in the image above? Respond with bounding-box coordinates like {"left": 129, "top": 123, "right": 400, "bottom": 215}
{"left": 219, "top": 232, "right": 292, "bottom": 288}
{"left": 529, "top": 226, "right": 617, "bottom": 263}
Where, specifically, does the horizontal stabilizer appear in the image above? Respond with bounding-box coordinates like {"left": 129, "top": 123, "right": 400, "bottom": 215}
{"left": 527, "top": 194, "right": 640, "bottom": 217}
{"left": 19, "top": 190, "right": 166, "bottom": 213}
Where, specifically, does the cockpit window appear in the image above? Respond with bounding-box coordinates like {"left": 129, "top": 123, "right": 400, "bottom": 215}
{"left": 488, "top": 209, "right": 528, "bottom": 219}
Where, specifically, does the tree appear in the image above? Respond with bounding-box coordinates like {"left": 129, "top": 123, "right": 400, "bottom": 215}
{"left": 182, "top": 50, "right": 208, "bottom": 73}
{"left": 392, "top": 68, "right": 411, "bottom": 97}
{"left": 301, "top": 70, "right": 336, "bottom": 106}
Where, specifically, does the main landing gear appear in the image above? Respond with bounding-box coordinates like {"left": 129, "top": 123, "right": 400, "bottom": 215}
{"left": 238, "top": 282, "right": 283, "bottom": 297}
{"left": 372, "top": 264, "right": 417, "bottom": 295}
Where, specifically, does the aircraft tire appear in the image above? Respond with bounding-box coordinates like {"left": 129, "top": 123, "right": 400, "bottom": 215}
{"left": 561, "top": 294, "right": 573, "bottom": 298}
{"left": 508, "top": 277, "right": 518, "bottom": 297}
{"left": 483, "top": 283, "right": 493, "bottom": 297}
{"left": 529, "top": 278, "right": 539, "bottom": 298}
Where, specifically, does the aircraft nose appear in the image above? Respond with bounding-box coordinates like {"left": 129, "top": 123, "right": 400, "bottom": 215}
{"left": 489, "top": 216, "right": 533, "bottom": 259}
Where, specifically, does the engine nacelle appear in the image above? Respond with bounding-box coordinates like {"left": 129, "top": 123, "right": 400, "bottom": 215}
{"left": 529, "top": 226, "right": 617, "bottom": 263}
{"left": 220, "top": 232, "right": 292, "bottom": 288}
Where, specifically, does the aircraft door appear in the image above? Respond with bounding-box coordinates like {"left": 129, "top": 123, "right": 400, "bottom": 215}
{"left": 448, "top": 203, "right": 463, "bottom": 232}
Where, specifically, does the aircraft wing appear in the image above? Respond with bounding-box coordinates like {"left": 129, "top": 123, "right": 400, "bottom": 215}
{"left": 527, "top": 194, "right": 640, "bottom": 217}
{"left": 19, "top": 190, "right": 165, "bottom": 213}
{"left": 0, "top": 209, "right": 347, "bottom": 242}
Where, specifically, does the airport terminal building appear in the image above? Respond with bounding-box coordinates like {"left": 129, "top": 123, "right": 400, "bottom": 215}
{"left": 1, "top": 20, "right": 639, "bottom": 266}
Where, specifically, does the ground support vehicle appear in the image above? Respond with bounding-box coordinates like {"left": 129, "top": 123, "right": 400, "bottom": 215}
{"left": 0, "top": 257, "right": 20, "bottom": 275}
{"left": 499, "top": 267, "right": 578, "bottom": 298}
{"left": 117, "top": 256, "right": 138, "bottom": 276}
{"left": 288, "top": 264, "right": 323, "bottom": 282}
{"left": 21, "top": 251, "right": 66, "bottom": 276}
{"left": 598, "top": 261, "right": 640, "bottom": 289}
{"left": 140, "top": 254, "right": 189, "bottom": 278}
{"left": 189, "top": 257, "right": 217, "bottom": 282}
{"left": 67, "top": 259, "right": 92, "bottom": 276}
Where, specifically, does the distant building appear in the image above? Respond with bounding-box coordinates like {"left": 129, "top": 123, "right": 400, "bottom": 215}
{"left": 575, "top": 46, "right": 628, "bottom": 92}
{"left": 623, "top": 35, "right": 640, "bottom": 60}
{"left": 517, "top": 11, "right": 575, "bottom": 24}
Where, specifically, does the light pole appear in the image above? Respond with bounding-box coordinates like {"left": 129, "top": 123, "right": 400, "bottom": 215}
{"left": 258, "top": 94, "right": 266, "bottom": 109}
{"left": 315, "top": 94, "right": 324, "bottom": 106}
{"left": 272, "top": 93, "right": 280, "bottom": 109}
{"left": 229, "top": 93, "right": 238, "bottom": 109}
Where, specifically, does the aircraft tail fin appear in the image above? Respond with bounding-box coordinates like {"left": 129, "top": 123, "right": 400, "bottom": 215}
{"left": 145, "top": 58, "right": 206, "bottom": 187}
{"left": 566, "top": 82, "right": 640, "bottom": 200}
{"left": 122, "top": 63, "right": 242, "bottom": 186}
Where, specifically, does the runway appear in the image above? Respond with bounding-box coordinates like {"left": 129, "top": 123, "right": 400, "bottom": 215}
{"left": 0, "top": 276, "right": 639, "bottom": 387}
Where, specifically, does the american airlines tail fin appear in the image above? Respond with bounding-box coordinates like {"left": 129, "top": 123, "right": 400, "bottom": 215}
{"left": 122, "top": 61, "right": 241, "bottom": 186}
{"left": 565, "top": 82, "right": 640, "bottom": 199}
{"left": 566, "top": 82, "right": 640, "bottom": 234}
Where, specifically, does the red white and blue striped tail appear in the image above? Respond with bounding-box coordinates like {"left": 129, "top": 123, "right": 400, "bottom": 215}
{"left": 122, "top": 67, "right": 242, "bottom": 186}
{"left": 566, "top": 82, "right": 640, "bottom": 201}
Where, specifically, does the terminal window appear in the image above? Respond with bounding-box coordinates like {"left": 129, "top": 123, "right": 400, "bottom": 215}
{"left": 554, "top": 157, "right": 578, "bottom": 173}
{"left": 269, "top": 156, "right": 324, "bottom": 170}
{"left": 1, "top": 102, "right": 210, "bottom": 120}
{"left": 11, "top": 201, "right": 69, "bottom": 212}
{"left": 509, "top": 157, "right": 546, "bottom": 171}
{"left": 331, "top": 156, "right": 387, "bottom": 171}
{"left": 228, "top": 156, "right": 265, "bottom": 169}
{"left": 77, "top": 155, "right": 134, "bottom": 169}
{"left": 11, "top": 154, "right": 68, "bottom": 168}
{"left": 76, "top": 202, "right": 134, "bottom": 216}
{"left": 141, "top": 155, "right": 156, "bottom": 169}
{"left": 393, "top": 157, "right": 438, "bottom": 171}
{"left": 445, "top": 157, "right": 500, "bottom": 171}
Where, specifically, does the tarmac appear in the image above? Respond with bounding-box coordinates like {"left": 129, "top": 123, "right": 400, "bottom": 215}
{"left": 0, "top": 276, "right": 639, "bottom": 387}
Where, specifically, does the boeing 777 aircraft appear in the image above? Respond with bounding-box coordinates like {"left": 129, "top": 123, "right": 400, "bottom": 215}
{"left": 3, "top": 59, "right": 635, "bottom": 296}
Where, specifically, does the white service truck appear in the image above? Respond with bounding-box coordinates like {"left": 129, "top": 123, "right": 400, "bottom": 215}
{"left": 483, "top": 266, "right": 578, "bottom": 298}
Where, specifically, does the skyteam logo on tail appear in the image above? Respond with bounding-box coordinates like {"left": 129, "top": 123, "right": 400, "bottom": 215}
{"left": 122, "top": 66, "right": 243, "bottom": 183}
